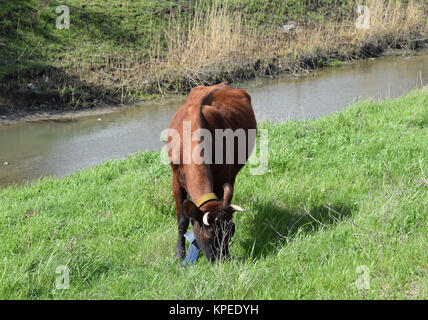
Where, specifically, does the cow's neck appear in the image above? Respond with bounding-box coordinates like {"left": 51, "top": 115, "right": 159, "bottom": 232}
{"left": 183, "top": 105, "right": 217, "bottom": 203}
{"left": 184, "top": 164, "right": 215, "bottom": 204}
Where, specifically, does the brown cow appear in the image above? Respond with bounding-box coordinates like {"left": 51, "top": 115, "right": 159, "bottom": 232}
{"left": 166, "top": 82, "right": 257, "bottom": 262}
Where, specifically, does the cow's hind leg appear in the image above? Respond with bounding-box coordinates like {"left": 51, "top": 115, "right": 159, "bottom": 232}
{"left": 173, "top": 176, "right": 188, "bottom": 260}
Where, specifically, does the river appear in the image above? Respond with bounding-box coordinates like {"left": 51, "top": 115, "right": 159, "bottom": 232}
{"left": 0, "top": 51, "right": 427, "bottom": 187}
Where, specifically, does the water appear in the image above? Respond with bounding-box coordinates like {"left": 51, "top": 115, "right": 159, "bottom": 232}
{"left": 1, "top": 52, "right": 427, "bottom": 187}
{"left": 247, "top": 53, "right": 427, "bottom": 121}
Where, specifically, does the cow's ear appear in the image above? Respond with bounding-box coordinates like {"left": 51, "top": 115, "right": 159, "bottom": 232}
{"left": 222, "top": 183, "right": 233, "bottom": 204}
{"left": 183, "top": 200, "right": 201, "bottom": 220}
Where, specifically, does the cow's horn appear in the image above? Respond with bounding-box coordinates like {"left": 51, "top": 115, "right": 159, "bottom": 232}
{"left": 203, "top": 212, "right": 210, "bottom": 226}
{"left": 230, "top": 205, "right": 246, "bottom": 212}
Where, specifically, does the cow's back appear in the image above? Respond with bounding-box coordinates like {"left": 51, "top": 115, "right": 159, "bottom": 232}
{"left": 168, "top": 82, "right": 256, "bottom": 196}
{"left": 170, "top": 82, "right": 256, "bottom": 134}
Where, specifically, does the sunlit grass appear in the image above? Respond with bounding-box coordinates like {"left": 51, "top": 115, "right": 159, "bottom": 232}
{"left": 0, "top": 89, "right": 427, "bottom": 299}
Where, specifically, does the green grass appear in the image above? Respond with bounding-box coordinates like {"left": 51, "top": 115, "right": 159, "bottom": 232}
{"left": 0, "top": 89, "right": 427, "bottom": 299}
{"left": 1, "top": 0, "right": 184, "bottom": 108}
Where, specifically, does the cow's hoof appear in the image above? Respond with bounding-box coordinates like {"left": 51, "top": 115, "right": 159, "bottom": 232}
{"left": 175, "top": 247, "right": 185, "bottom": 260}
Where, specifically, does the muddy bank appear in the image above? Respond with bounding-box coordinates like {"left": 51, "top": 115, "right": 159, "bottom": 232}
{"left": 0, "top": 101, "right": 127, "bottom": 126}
{"left": 0, "top": 93, "right": 166, "bottom": 125}
{"left": 1, "top": 48, "right": 427, "bottom": 126}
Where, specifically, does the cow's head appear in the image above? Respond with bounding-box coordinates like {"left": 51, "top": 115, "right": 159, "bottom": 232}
{"left": 183, "top": 184, "right": 245, "bottom": 262}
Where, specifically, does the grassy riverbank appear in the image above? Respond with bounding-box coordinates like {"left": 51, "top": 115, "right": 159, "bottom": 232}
{"left": 0, "top": 89, "right": 427, "bottom": 299}
{"left": 1, "top": 0, "right": 427, "bottom": 114}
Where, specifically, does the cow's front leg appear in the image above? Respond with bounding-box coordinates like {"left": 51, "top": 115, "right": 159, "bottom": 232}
{"left": 173, "top": 176, "right": 188, "bottom": 260}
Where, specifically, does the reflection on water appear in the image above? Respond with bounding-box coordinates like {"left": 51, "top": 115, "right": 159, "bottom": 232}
{"left": 0, "top": 52, "right": 427, "bottom": 187}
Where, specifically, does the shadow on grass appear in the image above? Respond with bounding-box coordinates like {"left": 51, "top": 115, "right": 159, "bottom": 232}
{"left": 240, "top": 202, "right": 357, "bottom": 258}
{"left": 0, "top": 64, "right": 125, "bottom": 116}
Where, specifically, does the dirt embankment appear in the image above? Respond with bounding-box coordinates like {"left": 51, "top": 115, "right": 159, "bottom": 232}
{"left": 1, "top": 0, "right": 427, "bottom": 123}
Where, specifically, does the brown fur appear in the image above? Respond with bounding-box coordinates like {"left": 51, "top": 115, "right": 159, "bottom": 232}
{"left": 167, "top": 82, "right": 257, "bottom": 261}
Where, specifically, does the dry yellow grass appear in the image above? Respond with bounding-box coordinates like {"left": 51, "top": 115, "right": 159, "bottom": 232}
{"left": 133, "top": 0, "right": 427, "bottom": 96}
